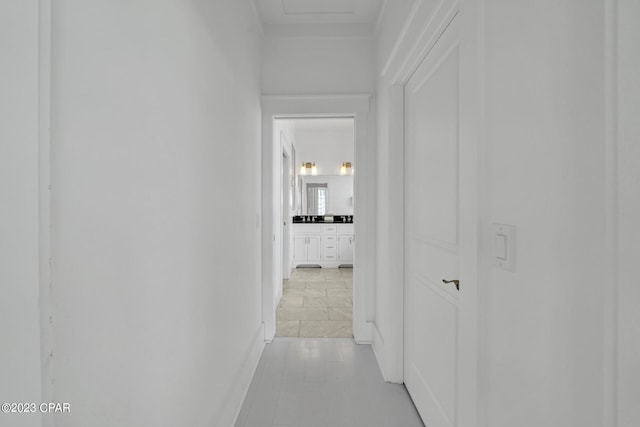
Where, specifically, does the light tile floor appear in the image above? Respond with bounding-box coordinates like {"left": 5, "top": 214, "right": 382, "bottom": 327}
{"left": 277, "top": 268, "right": 353, "bottom": 338}
{"left": 235, "top": 339, "right": 425, "bottom": 427}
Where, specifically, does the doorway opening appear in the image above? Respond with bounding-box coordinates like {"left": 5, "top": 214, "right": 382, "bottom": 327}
{"left": 261, "top": 94, "right": 373, "bottom": 343}
{"left": 273, "top": 117, "right": 355, "bottom": 338}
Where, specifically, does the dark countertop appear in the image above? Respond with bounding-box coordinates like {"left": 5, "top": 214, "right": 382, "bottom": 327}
{"left": 292, "top": 215, "right": 353, "bottom": 224}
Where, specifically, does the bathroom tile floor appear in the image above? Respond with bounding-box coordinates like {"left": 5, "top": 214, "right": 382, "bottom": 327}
{"left": 276, "top": 268, "right": 353, "bottom": 338}
{"left": 235, "top": 339, "right": 425, "bottom": 427}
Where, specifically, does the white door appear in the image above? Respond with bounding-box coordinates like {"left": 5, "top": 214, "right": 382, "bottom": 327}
{"left": 404, "top": 13, "right": 475, "bottom": 427}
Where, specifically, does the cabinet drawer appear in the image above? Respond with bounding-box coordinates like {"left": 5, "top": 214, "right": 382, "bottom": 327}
{"left": 323, "top": 254, "right": 337, "bottom": 260}
{"left": 294, "top": 224, "right": 322, "bottom": 234}
{"left": 323, "top": 236, "right": 336, "bottom": 243}
{"left": 322, "top": 225, "right": 337, "bottom": 234}
{"left": 337, "top": 224, "right": 354, "bottom": 234}
{"left": 323, "top": 245, "right": 337, "bottom": 250}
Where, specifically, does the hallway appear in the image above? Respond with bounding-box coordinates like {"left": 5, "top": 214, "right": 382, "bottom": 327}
{"left": 235, "top": 339, "right": 423, "bottom": 427}
{"left": 2, "top": 1, "right": 639, "bottom": 426}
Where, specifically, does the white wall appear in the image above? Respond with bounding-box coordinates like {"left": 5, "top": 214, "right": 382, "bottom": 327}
{"left": 617, "top": 1, "right": 640, "bottom": 425}
{"left": 263, "top": 36, "right": 375, "bottom": 94}
{"left": 0, "top": 1, "right": 44, "bottom": 426}
{"left": 480, "top": 2, "right": 607, "bottom": 425}
{"left": 294, "top": 126, "right": 355, "bottom": 176}
{"left": 375, "top": 0, "right": 623, "bottom": 426}
{"left": 50, "top": 1, "right": 263, "bottom": 426}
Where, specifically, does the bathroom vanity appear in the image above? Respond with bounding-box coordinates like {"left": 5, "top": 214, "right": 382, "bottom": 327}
{"left": 292, "top": 220, "right": 354, "bottom": 268}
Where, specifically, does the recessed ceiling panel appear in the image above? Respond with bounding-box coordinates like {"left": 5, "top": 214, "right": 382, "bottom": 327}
{"left": 255, "top": 0, "right": 382, "bottom": 28}
{"left": 282, "top": 0, "right": 356, "bottom": 15}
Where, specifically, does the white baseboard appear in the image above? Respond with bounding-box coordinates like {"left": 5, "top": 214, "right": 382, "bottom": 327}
{"left": 371, "top": 322, "right": 390, "bottom": 382}
{"left": 217, "top": 324, "right": 265, "bottom": 427}
{"left": 371, "top": 321, "right": 404, "bottom": 384}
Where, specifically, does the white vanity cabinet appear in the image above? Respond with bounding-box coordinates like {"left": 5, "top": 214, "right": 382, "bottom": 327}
{"left": 292, "top": 223, "right": 353, "bottom": 267}
{"left": 293, "top": 226, "right": 321, "bottom": 265}
{"left": 337, "top": 224, "right": 354, "bottom": 264}
{"left": 338, "top": 235, "right": 354, "bottom": 263}
{"left": 321, "top": 225, "right": 338, "bottom": 262}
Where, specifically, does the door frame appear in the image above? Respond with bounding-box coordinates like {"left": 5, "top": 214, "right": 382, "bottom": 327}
{"left": 383, "top": 1, "right": 481, "bottom": 425}
{"left": 261, "top": 95, "right": 374, "bottom": 343}
{"left": 281, "top": 140, "right": 292, "bottom": 282}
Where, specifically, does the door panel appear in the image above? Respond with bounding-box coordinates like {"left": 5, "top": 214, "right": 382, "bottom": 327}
{"left": 404, "top": 13, "right": 461, "bottom": 427}
{"left": 338, "top": 235, "right": 353, "bottom": 262}
{"left": 294, "top": 235, "right": 306, "bottom": 262}
{"left": 415, "top": 241, "right": 459, "bottom": 300}
{"left": 307, "top": 235, "right": 321, "bottom": 261}
{"left": 411, "top": 50, "right": 459, "bottom": 247}
{"left": 407, "top": 278, "right": 458, "bottom": 423}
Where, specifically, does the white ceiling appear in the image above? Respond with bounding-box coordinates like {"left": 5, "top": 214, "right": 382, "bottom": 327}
{"left": 254, "top": 0, "right": 383, "bottom": 35}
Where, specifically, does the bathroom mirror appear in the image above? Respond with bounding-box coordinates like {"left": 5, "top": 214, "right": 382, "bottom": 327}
{"left": 306, "top": 183, "right": 328, "bottom": 215}
{"left": 300, "top": 175, "right": 353, "bottom": 215}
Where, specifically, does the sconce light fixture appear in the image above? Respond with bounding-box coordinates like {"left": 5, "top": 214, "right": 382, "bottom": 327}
{"left": 300, "top": 162, "right": 317, "bottom": 176}
{"left": 340, "top": 162, "right": 353, "bottom": 175}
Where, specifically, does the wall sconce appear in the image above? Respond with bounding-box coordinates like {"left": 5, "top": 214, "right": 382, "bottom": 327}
{"left": 340, "top": 162, "right": 353, "bottom": 175}
{"left": 300, "top": 162, "right": 317, "bottom": 176}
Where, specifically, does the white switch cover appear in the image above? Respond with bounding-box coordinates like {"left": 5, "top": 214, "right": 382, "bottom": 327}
{"left": 495, "top": 234, "right": 507, "bottom": 260}
{"left": 492, "top": 223, "right": 516, "bottom": 272}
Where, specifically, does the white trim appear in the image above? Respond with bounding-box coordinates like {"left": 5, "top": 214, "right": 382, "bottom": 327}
{"left": 455, "top": 3, "right": 481, "bottom": 426}
{"left": 261, "top": 95, "right": 374, "bottom": 343}
{"left": 603, "top": 0, "right": 619, "bottom": 425}
{"left": 393, "top": 1, "right": 459, "bottom": 85}
{"left": 380, "top": 0, "right": 462, "bottom": 87}
{"left": 382, "top": 1, "right": 479, "bottom": 424}
{"left": 372, "top": 322, "right": 400, "bottom": 383}
{"left": 249, "top": 0, "right": 265, "bottom": 37}
{"left": 373, "top": 1, "right": 466, "bottom": 390}
{"left": 380, "top": 0, "right": 424, "bottom": 78}
{"left": 374, "top": 83, "right": 405, "bottom": 384}
{"left": 373, "top": 321, "right": 385, "bottom": 347}
{"left": 373, "top": 0, "right": 388, "bottom": 36}
{"left": 280, "top": 134, "right": 293, "bottom": 281}
{"left": 225, "top": 325, "right": 266, "bottom": 427}
{"left": 273, "top": 337, "right": 355, "bottom": 343}
{"left": 263, "top": 93, "right": 373, "bottom": 101}
{"left": 38, "top": 2, "right": 54, "bottom": 426}
{"left": 472, "top": 1, "right": 488, "bottom": 426}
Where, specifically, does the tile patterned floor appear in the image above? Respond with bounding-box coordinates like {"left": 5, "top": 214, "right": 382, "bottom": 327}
{"left": 276, "top": 268, "right": 353, "bottom": 338}
{"left": 235, "top": 339, "right": 425, "bottom": 427}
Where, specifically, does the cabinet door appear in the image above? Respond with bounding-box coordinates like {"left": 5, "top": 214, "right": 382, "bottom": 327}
{"left": 307, "top": 235, "right": 321, "bottom": 261}
{"left": 338, "top": 235, "right": 354, "bottom": 263}
{"left": 294, "top": 235, "right": 307, "bottom": 262}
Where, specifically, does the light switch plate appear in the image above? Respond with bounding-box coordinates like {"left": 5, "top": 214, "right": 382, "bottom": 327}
{"left": 492, "top": 223, "right": 516, "bottom": 272}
